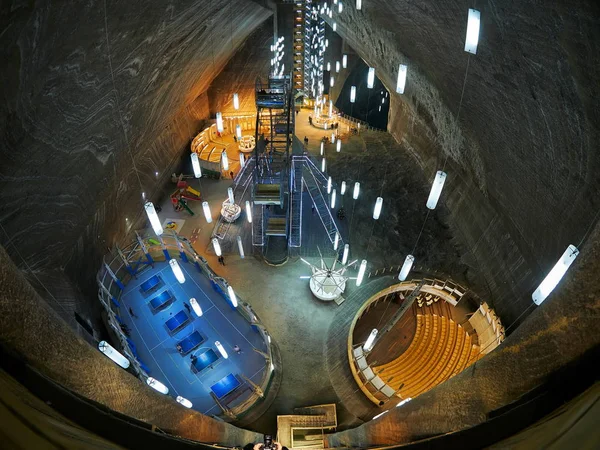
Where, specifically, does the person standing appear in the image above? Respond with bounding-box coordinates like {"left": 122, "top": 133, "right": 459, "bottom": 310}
{"left": 233, "top": 345, "right": 242, "bottom": 354}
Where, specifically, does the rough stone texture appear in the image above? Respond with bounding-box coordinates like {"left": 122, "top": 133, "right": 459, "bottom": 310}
{"left": 208, "top": 21, "right": 273, "bottom": 117}
{"left": 0, "top": 244, "right": 261, "bottom": 446}
{"left": 0, "top": 0, "right": 272, "bottom": 323}
{"left": 326, "top": 1, "right": 600, "bottom": 325}
{"left": 326, "top": 220, "right": 600, "bottom": 447}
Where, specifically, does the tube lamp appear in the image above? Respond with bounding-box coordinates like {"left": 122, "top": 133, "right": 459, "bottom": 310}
{"left": 396, "top": 64, "right": 407, "bottom": 94}
{"left": 215, "top": 341, "right": 229, "bottom": 359}
{"left": 339, "top": 2, "right": 343, "bottom": 13}
{"left": 144, "top": 202, "right": 163, "bottom": 235}
{"left": 239, "top": 153, "right": 245, "bottom": 168}
{"left": 327, "top": 62, "right": 331, "bottom": 71}
{"left": 191, "top": 153, "right": 202, "bottom": 178}
{"left": 237, "top": 235, "right": 245, "bottom": 259}
{"left": 334, "top": 232, "right": 339, "bottom": 250}
{"left": 373, "top": 197, "right": 383, "bottom": 220}
{"left": 367, "top": 67, "right": 375, "bottom": 89}
{"left": 331, "top": 133, "right": 336, "bottom": 143}
{"left": 340, "top": 181, "right": 346, "bottom": 195}
{"left": 397, "top": 398, "right": 412, "bottom": 408}
{"left": 356, "top": 259, "right": 367, "bottom": 286}
{"left": 98, "top": 341, "right": 130, "bottom": 369}
{"left": 336, "top": 61, "right": 340, "bottom": 72}
{"left": 333, "top": 22, "right": 337, "bottom": 31}
{"left": 190, "top": 297, "right": 203, "bottom": 317}
{"left": 227, "top": 187, "right": 234, "bottom": 204}
{"left": 245, "top": 200, "right": 253, "bottom": 223}
{"left": 342, "top": 244, "right": 350, "bottom": 264}
{"left": 342, "top": 54, "right": 347, "bottom": 68}
{"left": 356, "top": 0, "right": 362, "bottom": 10}
{"left": 227, "top": 285, "right": 238, "bottom": 307}
{"left": 221, "top": 151, "right": 229, "bottom": 171}
{"left": 532, "top": 245, "right": 579, "bottom": 305}
{"left": 426, "top": 170, "right": 447, "bottom": 210}
{"left": 363, "top": 328, "right": 378, "bottom": 352}
{"left": 176, "top": 396, "right": 193, "bottom": 408}
{"left": 212, "top": 238, "right": 222, "bottom": 257}
{"left": 373, "top": 410, "right": 388, "bottom": 420}
{"left": 216, "top": 112, "right": 224, "bottom": 133}
{"left": 202, "top": 201, "right": 212, "bottom": 223}
{"left": 322, "top": 158, "right": 326, "bottom": 172}
{"left": 330, "top": 76, "right": 334, "bottom": 87}
{"left": 146, "top": 377, "right": 169, "bottom": 394}
{"left": 236, "top": 124, "right": 242, "bottom": 139}
{"left": 320, "top": 141, "right": 324, "bottom": 155}
{"left": 327, "top": 176, "right": 332, "bottom": 194}
{"left": 464, "top": 9, "right": 481, "bottom": 54}
{"left": 233, "top": 93, "right": 239, "bottom": 110}
{"left": 398, "top": 255, "right": 415, "bottom": 281}
{"left": 353, "top": 181, "right": 360, "bottom": 199}
{"left": 169, "top": 259, "right": 185, "bottom": 284}
{"left": 336, "top": 139, "right": 341, "bottom": 152}
{"left": 331, "top": 188, "right": 336, "bottom": 209}
{"left": 350, "top": 86, "right": 356, "bottom": 103}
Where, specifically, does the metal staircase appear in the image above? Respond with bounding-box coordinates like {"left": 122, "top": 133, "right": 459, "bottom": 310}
{"left": 252, "top": 74, "right": 294, "bottom": 262}
{"left": 289, "top": 156, "right": 304, "bottom": 248}
{"left": 302, "top": 156, "right": 345, "bottom": 257}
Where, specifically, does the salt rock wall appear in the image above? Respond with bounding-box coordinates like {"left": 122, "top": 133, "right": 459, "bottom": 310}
{"left": 0, "top": 0, "right": 272, "bottom": 322}
{"left": 327, "top": 1, "right": 600, "bottom": 324}
{"left": 208, "top": 20, "right": 274, "bottom": 117}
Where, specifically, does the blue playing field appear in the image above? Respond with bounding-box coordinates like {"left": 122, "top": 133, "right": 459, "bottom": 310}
{"left": 118, "top": 260, "right": 268, "bottom": 415}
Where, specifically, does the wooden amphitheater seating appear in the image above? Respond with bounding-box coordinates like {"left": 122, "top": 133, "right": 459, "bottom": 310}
{"left": 373, "top": 312, "right": 481, "bottom": 399}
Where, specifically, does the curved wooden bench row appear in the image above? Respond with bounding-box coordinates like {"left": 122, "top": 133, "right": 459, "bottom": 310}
{"left": 374, "top": 314, "right": 481, "bottom": 399}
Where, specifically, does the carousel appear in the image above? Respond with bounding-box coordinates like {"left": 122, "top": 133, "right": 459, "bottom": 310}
{"left": 300, "top": 251, "right": 357, "bottom": 302}
{"left": 238, "top": 135, "right": 256, "bottom": 153}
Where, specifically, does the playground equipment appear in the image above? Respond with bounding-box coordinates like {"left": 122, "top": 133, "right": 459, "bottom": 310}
{"left": 171, "top": 179, "right": 202, "bottom": 216}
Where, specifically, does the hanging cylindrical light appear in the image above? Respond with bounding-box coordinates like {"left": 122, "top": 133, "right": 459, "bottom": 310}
{"left": 221, "top": 151, "right": 229, "bottom": 171}
{"left": 426, "top": 170, "right": 447, "bottom": 210}
{"left": 239, "top": 153, "right": 245, "bottom": 168}
{"left": 356, "top": 259, "right": 367, "bottom": 286}
{"left": 320, "top": 141, "right": 324, "bottom": 155}
{"left": 356, "top": 0, "right": 362, "bottom": 11}
{"left": 335, "top": 61, "right": 340, "bottom": 72}
{"left": 339, "top": 2, "right": 343, "bottom": 13}
{"left": 343, "top": 54, "right": 348, "bottom": 68}
{"left": 227, "top": 187, "right": 234, "bottom": 204}
{"left": 212, "top": 238, "right": 222, "bottom": 257}
{"left": 373, "top": 197, "right": 383, "bottom": 219}
{"left": 396, "top": 64, "right": 407, "bottom": 94}
{"left": 191, "top": 153, "right": 202, "bottom": 178}
{"left": 190, "top": 297, "right": 203, "bottom": 317}
{"left": 245, "top": 200, "right": 253, "bottom": 223}
{"left": 227, "top": 285, "right": 238, "bottom": 307}
{"left": 330, "top": 76, "right": 335, "bottom": 87}
{"left": 342, "top": 244, "right": 350, "bottom": 264}
{"left": 144, "top": 202, "right": 163, "bottom": 235}
{"left": 202, "top": 201, "right": 212, "bottom": 223}
{"left": 341, "top": 181, "right": 346, "bottom": 195}
{"left": 233, "top": 93, "right": 239, "bottom": 110}
{"left": 236, "top": 124, "right": 242, "bottom": 139}
{"left": 216, "top": 112, "right": 224, "bottom": 133}
{"left": 333, "top": 22, "right": 337, "bottom": 31}
{"left": 331, "top": 188, "right": 337, "bottom": 209}
{"left": 169, "top": 259, "right": 185, "bottom": 284}
{"left": 176, "top": 396, "right": 193, "bottom": 408}
{"left": 329, "top": 100, "right": 333, "bottom": 114}
{"left": 331, "top": 133, "right": 336, "bottom": 143}
{"left": 237, "top": 235, "right": 245, "bottom": 259}
{"left": 464, "top": 9, "right": 481, "bottom": 54}
{"left": 327, "top": 176, "right": 332, "bottom": 194}
{"left": 363, "top": 328, "right": 378, "bottom": 352}
{"left": 334, "top": 231, "right": 340, "bottom": 250}
{"left": 532, "top": 245, "right": 579, "bottom": 305}
{"left": 353, "top": 181, "right": 360, "bottom": 199}
{"left": 367, "top": 67, "right": 375, "bottom": 89}
{"left": 215, "top": 341, "right": 229, "bottom": 359}
{"left": 336, "top": 139, "right": 341, "bottom": 152}
{"left": 146, "top": 377, "right": 169, "bottom": 394}
{"left": 350, "top": 86, "right": 356, "bottom": 103}
{"left": 98, "top": 341, "right": 130, "bottom": 369}
{"left": 398, "top": 255, "right": 415, "bottom": 281}
{"left": 322, "top": 158, "right": 326, "bottom": 172}
{"left": 327, "top": 61, "right": 331, "bottom": 71}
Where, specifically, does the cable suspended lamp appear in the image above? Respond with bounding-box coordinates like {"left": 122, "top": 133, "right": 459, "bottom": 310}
{"left": 216, "top": 112, "right": 224, "bottom": 132}
{"left": 353, "top": 181, "right": 360, "bottom": 199}
{"left": 426, "top": 170, "right": 447, "bottom": 210}
{"left": 233, "top": 93, "right": 240, "bottom": 110}
{"left": 367, "top": 67, "right": 375, "bottom": 88}
{"left": 191, "top": 153, "right": 202, "bottom": 178}
{"left": 202, "top": 201, "right": 212, "bottom": 223}
{"left": 398, "top": 254, "right": 415, "bottom": 281}
{"left": 144, "top": 202, "right": 163, "bottom": 235}
{"left": 356, "top": 259, "right": 367, "bottom": 286}
{"left": 464, "top": 8, "right": 481, "bottom": 54}
{"left": 396, "top": 64, "right": 407, "bottom": 94}
{"left": 169, "top": 259, "right": 185, "bottom": 284}
{"left": 532, "top": 245, "right": 579, "bottom": 305}
{"left": 373, "top": 197, "right": 383, "bottom": 219}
